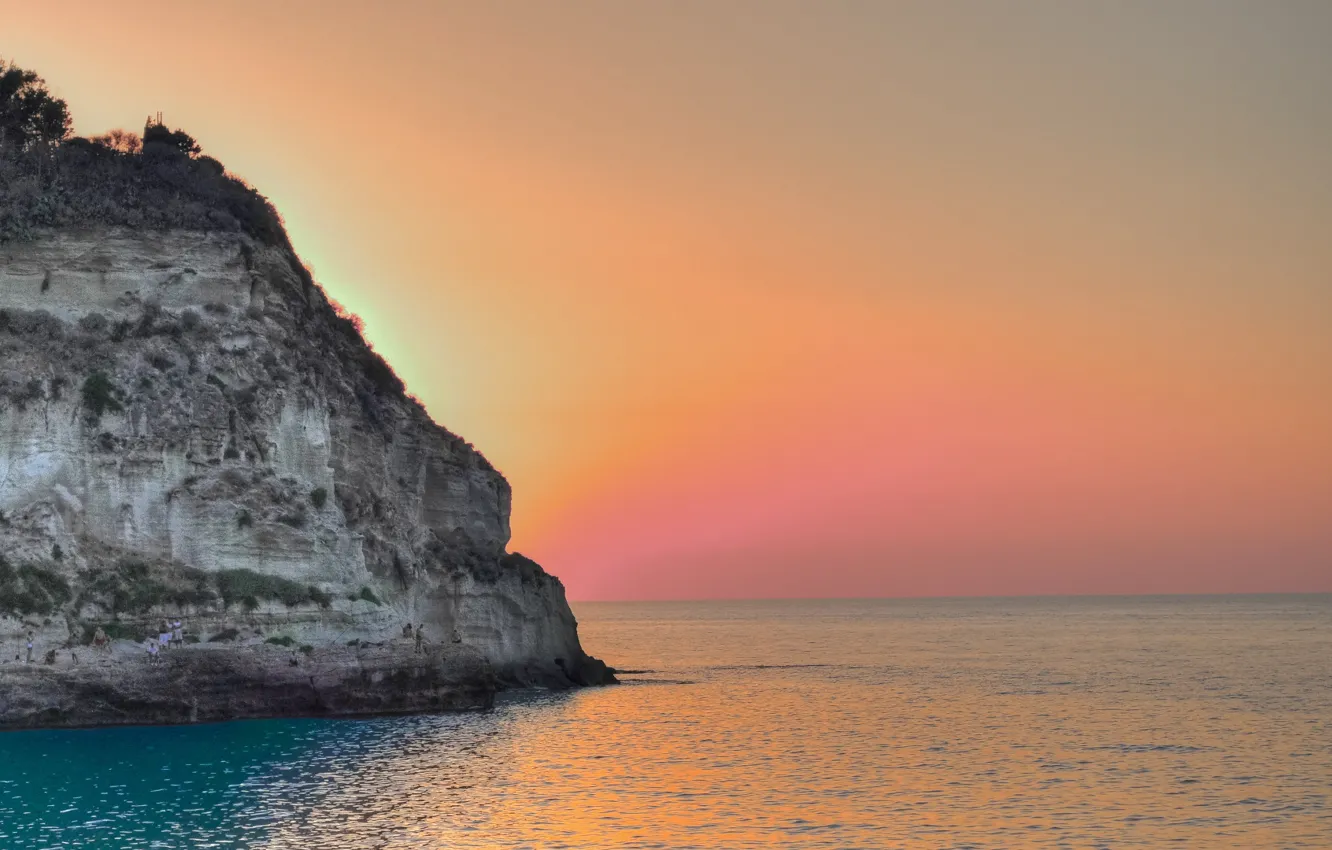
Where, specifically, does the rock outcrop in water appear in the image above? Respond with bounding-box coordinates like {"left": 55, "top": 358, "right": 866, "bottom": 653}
{"left": 0, "top": 227, "right": 614, "bottom": 729}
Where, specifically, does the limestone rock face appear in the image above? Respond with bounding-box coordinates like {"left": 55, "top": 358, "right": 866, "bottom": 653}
{"left": 0, "top": 229, "right": 612, "bottom": 728}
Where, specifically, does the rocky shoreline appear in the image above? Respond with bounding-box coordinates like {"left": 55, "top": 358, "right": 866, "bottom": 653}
{"left": 0, "top": 635, "right": 501, "bottom": 730}
{"left": 0, "top": 228, "right": 615, "bottom": 730}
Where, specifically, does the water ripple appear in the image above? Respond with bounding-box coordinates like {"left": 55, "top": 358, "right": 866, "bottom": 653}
{"left": 0, "top": 595, "right": 1328, "bottom": 848}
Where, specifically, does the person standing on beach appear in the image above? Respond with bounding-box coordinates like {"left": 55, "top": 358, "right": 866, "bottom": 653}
{"left": 25, "top": 631, "right": 34, "bottom": 664}
{"left": 414, "top": 624, "right": 424, "bottom": 654}
{"left": 173, "top": 620, "right": 183, "bottom": 647}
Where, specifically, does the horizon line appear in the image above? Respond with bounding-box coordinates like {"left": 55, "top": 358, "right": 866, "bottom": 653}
{"left": 569, "top": 589, "right": 1332, "bottom": 604}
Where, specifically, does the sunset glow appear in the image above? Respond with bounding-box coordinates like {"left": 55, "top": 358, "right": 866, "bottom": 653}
{"left": 7, "top": 1, "right": 1330, "bottom": 599}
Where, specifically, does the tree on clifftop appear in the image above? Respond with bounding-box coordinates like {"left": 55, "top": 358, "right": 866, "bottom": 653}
{"left": 0, "top": 59, "right": 71, "bottom": 152}
{"left": 90, "top": 128, "right": 142, "bottom": 154}
{"left": 0, "top": 59, "right": 288, "bottom": 248}
{"left": 143, "top": 117, "right": 201, "bottom": 157}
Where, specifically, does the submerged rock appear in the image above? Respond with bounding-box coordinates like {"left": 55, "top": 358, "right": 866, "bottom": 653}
{"left": 0, "top": 228, "right": 613, "bottom": 729}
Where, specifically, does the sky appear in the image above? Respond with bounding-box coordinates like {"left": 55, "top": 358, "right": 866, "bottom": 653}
{"left": 5, "top": 1, "right": 1331, "bottom": 599}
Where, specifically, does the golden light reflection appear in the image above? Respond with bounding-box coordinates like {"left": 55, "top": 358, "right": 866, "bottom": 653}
{"left": 242, "top": 599, "right": 1331, "bottom": 849}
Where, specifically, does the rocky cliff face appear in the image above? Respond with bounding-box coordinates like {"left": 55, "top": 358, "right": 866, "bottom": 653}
{"left": 0, "top": 228, "right": 612, "bottom": 729}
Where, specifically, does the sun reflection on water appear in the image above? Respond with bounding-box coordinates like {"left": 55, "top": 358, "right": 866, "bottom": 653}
{"left": 0, "top": 596, "right": 1328, "bottom": 849}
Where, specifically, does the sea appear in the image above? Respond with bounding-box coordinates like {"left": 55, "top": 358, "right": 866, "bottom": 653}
{"left": 0, "top": 595, "right": 1328, "bottom": 849}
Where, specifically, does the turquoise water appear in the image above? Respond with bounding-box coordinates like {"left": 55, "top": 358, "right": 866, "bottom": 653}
{"left": 1, "top": 595, "right": 1329, "bottom": 848}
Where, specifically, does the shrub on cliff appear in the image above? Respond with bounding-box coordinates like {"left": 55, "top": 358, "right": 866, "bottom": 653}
{"left": 0, "top": 376, "right": 45, "bottom": 413}
{"left": 355, "top": 586, "right": 381, "bottom": 605}
{"left": 81, "top": 371, "right": 124, "bottom": 418}
{"left": 0, "top": 308, "right": 65, "bottom": 339}
{"left": 89, "top": 128, "right": 140, "bottom": 154}
{"left": 216, "top": 568, "right": 331, "bottom": 610}
{"left": 501, "top": 552, "right": 552, "bottom": 584}
{"left": 0, "top": 60, "right": 287, "bottom": 246}
{"left": 363, "top": 351, "right": 404, "bottom": 396}
{"left": 74, "top": 559, "right": 216, "bottom": 616}
{"left": 142, "top": 122, "right": 200, "bottom": 157}
{"left": 0, "top": 558, "right": 71, "bottom": 617}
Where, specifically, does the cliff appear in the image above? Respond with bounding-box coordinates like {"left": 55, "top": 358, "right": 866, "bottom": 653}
{"left": 0, "top": 228, "right": 613, "bottom": 729}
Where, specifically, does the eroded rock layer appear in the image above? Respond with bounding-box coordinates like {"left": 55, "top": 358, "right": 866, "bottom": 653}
{"left": 0, "top": 229, "right": 612, "bottom": 729}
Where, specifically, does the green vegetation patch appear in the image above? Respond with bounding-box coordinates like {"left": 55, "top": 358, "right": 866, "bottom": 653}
{"left": 353, "top": 586, "right": 381, "bottom": 606}
{"left": 0, "top": 556, "right": 72, "bottom": 616}
{"left": 215, "top": 569, "right": 332, "bottom": 611}
{"left": 75, "top": 558, "right": 216, "bottom": 616}
{"left": 81, "top": 372, "right": 124, "bottom": 418}
{"left": 264, "top": 635, "right": 296, "bottom": 647}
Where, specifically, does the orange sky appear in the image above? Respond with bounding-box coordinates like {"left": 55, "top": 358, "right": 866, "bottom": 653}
{"left": 6, "top": 2, "right": 1331, "bottom": 599}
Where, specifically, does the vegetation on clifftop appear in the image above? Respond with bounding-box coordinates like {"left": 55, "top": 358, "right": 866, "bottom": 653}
{"left": 0, "top": 58, "right": 496, "bottom": 472}
{"left": 1, "top": 58, "right": 287, "bottom": 246}
{"left": 1, "top": 58, "right": 418, "bottom": 409}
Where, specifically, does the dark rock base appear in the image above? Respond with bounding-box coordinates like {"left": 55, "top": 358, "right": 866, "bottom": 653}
{"left": 0, "top": 642, "right": 498, "bottom": 731}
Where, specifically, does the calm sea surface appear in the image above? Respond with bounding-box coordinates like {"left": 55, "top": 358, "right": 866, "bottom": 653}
{"left": 1, "top": 595, "right": 1329, "bottom": 849}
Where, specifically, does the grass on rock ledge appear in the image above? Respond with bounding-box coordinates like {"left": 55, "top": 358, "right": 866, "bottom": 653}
{"left": 216, "top": 569, "right": 332, "bottom": 611}
{"left": 0, "top": 556, "right": 71, "bottom": 617}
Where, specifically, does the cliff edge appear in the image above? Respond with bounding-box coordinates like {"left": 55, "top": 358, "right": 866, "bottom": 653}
{"left": 0, "top": 227, "right": 613, "bottom": 729}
